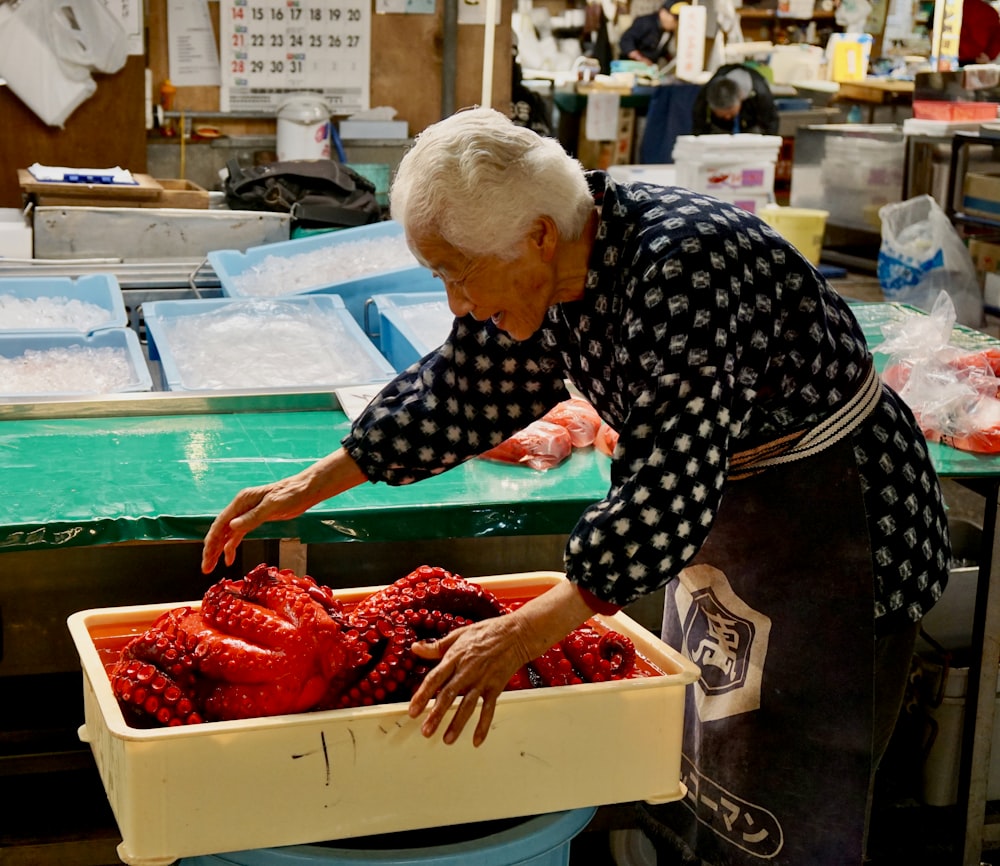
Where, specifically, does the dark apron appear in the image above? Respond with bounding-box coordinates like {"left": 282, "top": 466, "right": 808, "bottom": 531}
{"left": 645, "top": 437, "right": 875, "bottom": 866}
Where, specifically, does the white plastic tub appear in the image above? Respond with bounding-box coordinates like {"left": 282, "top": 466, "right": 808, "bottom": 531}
{"left": 68, "top": 572, "right": 700, "bottom": 866}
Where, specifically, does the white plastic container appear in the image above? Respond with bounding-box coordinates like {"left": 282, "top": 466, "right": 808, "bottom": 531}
{"left": 277, "top": 93, "right": 331, "bottom": 161}
{"left": 68, "top": 572, "right": 701, "bottom": 866}
{"left": 920, "top": 660, "right": 1000, "bottom": 807}
{"left": 672, "top": 134, "right": 782, "bottom": 196}
{"left": 0, "top": 207, "right": 31, "bottom": 259}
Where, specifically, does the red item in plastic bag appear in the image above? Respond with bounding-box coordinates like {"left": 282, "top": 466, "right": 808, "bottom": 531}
{"left": 594, "top": 421, "right": 619, "bottom": 457}
{"left": 542, "top": 398, "right": 602, "bottom": 447}
{"left": 885, "top": 349, "right": 1000, "bottom": 454}
{"left": 480, "top": 420, "right": 573, "bottom": 471}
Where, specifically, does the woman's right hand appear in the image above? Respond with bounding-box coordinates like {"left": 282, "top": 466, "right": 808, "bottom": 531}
{"left": 201, "top": 448, "right": 367, "bottom": 573}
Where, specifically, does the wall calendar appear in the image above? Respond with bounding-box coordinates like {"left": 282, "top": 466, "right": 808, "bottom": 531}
{"left": 220, "top": 0, "right": 371, "bottom": 115}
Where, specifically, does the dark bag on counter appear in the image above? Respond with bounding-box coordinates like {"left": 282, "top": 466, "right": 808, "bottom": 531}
{"left": 223, "top": 159, "right": 382, "bottom": 229}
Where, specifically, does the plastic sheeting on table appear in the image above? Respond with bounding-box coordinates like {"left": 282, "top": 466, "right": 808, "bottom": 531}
{"left": 0, "top": 409, "right": 611, "bottom": 552}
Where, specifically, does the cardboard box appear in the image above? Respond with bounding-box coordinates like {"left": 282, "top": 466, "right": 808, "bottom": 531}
{"left": 68, "top": 572, "right": 700, "bottom": 866}
{"left": 963, "top": 172, "right": 1000, "bottom": 220}
{"left": 968, "top": 238, "right": 1000, "bottom": 273}
{"left": 577, "top": 107, "right": 636, "bottom": 171}
{"left": 155, "top": 178, "right": 210, "bottom": 209}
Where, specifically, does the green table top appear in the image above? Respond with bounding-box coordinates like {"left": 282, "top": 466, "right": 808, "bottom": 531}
{"left": 0, "top": 407, "right": 611, "bottom": 553}
{"left": 2, "top": 301, "right": 999, "bottom": 553}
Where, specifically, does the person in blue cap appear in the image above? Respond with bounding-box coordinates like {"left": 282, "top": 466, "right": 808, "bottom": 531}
{"left": 619, "top": 1, "right": 688, "bottom": 66}
{"left": 692, "top": 62, "right": 779, "bottom": 135}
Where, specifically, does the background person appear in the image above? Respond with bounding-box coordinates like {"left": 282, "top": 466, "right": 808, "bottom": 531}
{"left": 618, "top": 0, "right": 687, "bottom": 66}
{"left": 692, "top": 62, "right": 779, "bottom": 134}
{"left": 959, "top": 0, "right": 1000, "bottom": 64}
{"left": 201, "top": 107, "right": 950, "bottom": 865}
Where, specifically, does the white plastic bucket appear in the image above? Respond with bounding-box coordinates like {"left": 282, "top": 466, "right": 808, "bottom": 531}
{"left": 277, "top": 93, "right": 331, "bottom": 161}
{"left": 758, "top": 204, "right": 829, "bottom": 265}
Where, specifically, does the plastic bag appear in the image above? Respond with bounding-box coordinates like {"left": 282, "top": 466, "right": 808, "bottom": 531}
{"left": 0, "top": 0, "right": 127, "bottom": 128}
{"left": 480, "top": 419, "right": 574, "bottom": 471}
{"left": 881, "top": 291, "right": 1000, "bottom": 453}
{"left": 877, "top": 195, "right": 983, "bottom": 329}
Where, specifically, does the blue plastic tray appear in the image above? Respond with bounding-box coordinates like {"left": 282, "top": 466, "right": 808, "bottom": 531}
{"left": 0, "top": 273, "right": 127, "bottom": 334}
{"left": 142, "top": 296, "right": 396, "bottom": 392}
{"left": 0, "top": 328, "right": 152, "bottom": 396}
{"left": 208, "top": 220, "right": 441, "bottom": 327}
{"left": 368, "top": 291, "right": 453, "bottom": 371}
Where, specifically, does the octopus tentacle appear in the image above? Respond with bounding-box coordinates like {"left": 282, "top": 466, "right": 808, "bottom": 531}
{"left": 110, "top": 563, "right": 641, "bottom": 728}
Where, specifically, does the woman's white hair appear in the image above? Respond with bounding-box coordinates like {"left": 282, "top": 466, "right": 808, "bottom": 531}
{"left": 389, "top": 107, "right": 594, "bottom": 261}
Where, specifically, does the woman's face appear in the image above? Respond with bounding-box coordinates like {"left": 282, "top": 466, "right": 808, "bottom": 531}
{"left": 409, "top": 229, "right": 555, "bottom": 341}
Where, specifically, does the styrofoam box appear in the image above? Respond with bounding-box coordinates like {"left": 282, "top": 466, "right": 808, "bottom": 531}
{"left": 0, "top": 274, "right": 127, "bottom": 334}
{"left": 67, "top": 572, "right": 701, "bottom": 866}
{"left": 369, "top": 291, "right": 454, "bottom": 371}
{"left": 0, "top": 329, "right": 153, "bottom": 397}
{"left": 711, "top": 191, "right": 774, "bottom": 215}
{"left": 672, "top": 134, "right": 782, "bottom": 195}
{"left": 0, "top": 207, "right": 32, "bottom": 258}
{"left": 142, "top": 296, "right": 396, "bottom": 392}
{"left": 607, "top": 164, "right": 678, "bottom": 187}
{"left": 208, "top": 220, "right": 441, "bottom": 328}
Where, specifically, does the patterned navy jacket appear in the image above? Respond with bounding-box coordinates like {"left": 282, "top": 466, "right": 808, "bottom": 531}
{"left": 343, "top": 174, "right": 949, "bottom": 637}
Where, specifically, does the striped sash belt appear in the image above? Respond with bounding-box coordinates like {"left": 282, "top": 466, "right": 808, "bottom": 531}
{"left": 728, "top": 363, "right": 882, "bottom": 481}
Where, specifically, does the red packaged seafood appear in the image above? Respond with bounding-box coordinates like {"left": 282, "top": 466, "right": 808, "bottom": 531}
{"left": 480, "top": 419, "right": 573, "bottom": 471}
{"left": 542, "top": 398, "right": 602, "bottom": 447}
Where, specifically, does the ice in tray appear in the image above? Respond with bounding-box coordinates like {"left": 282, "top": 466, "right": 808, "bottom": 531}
{"left": 208, "top": 221, "right": 441, "bottom": 327}
{"left": 68, "top": 572, "right": 700, "bottom": 866}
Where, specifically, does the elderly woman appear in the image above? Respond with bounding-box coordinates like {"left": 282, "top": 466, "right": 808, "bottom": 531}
{"left": 202, "top": 107, "right": 949, "bottom": 865}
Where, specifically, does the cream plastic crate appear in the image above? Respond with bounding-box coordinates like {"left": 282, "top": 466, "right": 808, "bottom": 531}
{"left": 68, "top": 572, "right": 700, "bottom": 866}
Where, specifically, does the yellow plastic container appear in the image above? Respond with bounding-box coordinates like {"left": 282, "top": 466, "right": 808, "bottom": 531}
{"left": 68, "top": 572, "right": 701, "bottom": 866}
{"left": 758, "top": 204, "right": 829, "bottom": 266}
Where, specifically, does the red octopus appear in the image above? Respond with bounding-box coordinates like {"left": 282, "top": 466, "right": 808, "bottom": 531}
{"left": 111, "top": 564, "right": 637, "bottom": 728}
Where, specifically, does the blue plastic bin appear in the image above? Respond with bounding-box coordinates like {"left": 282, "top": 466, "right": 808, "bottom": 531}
{"left": 142, "top": 296, "right": 396, "bottom": 392}
{"left": 208, "top": 221, "right": 441, "bottom": 327}
{"left": 177, "top": 807, "right": 596, "bottom": 866}
{"left": 367, "top": 291, "right": 453, "bottom": 371}
{"left": 0, "top": 328, "right": 152, "bottom": 397}
{"left": 0, "top": 273, "right": 127, "bottom": 334}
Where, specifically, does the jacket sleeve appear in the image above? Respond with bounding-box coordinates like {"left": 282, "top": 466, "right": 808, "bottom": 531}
{"left": 341, "top": 315, "right": 569, "bottom": 485}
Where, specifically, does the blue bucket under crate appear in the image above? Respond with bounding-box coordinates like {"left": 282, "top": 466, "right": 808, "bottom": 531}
{"left": 367, "top": 291, "right": 453, "bottom": 371}
{"left": 0, "top": 328, "right": 152, "bottom": 397}
{"left": 0, "top": 273, "right": 127, "bottom": 334}
{"left": 208, "top": 220, "right": 440, "bottom": 328}
{"left": 142, "top": 295, "right": 395, "bottom": 392}
{"left": 177, "top": 807, "right": 596, "bottom": 866}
